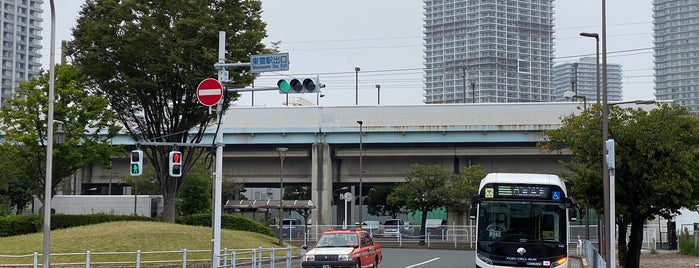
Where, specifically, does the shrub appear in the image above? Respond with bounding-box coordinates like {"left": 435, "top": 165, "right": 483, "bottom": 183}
{"left": 177, "top": 213, "right": 275, "bottom": 237}
{"left": 678, "top": 227, "right": 699, "bottom": 256}
{"left": 0, "top": 214, "right": 156, "bottom": 237}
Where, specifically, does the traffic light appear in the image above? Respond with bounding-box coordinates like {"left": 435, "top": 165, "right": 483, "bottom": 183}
{"left": 169, "top": 151, "right": 182, "bottom": 177}
{"left": 130, "top": 149, "right": 143, "bottom": 176}
{"left": 277, "top": 77, "right": 321, "bottom": 94}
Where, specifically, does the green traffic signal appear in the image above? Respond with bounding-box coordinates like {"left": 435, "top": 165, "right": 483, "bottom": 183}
{"left": 130, "top": 149, "right": 143, "bottom": 176}
{"left": 131, "top": 163, "right": 140, "bottom": 175}
{"left": 278, "top": 79, "right": 291, "bottom": 93}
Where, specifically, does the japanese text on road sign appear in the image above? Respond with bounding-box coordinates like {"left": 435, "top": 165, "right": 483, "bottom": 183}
{"left": 250, "top": 53, "right": 289, "bottom": 73}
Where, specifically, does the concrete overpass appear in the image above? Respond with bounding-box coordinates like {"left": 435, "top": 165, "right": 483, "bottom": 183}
{"left": 82, "top": 102, "right": 580, "bottom": 225}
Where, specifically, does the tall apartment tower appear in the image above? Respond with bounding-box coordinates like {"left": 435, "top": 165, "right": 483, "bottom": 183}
{"left": 552, "top": 57, "right": 623, "bottom": 103}
{"left": 653, "top": 0, "right": 699, "bottom": 112}
{"left": 423, "top": 0, "right": 554, "bottom": 104}
{"left": 0, "top": 0, "right": 43, "bottom": 107}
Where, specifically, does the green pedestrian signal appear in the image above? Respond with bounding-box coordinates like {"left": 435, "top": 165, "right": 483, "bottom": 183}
{"left": 130, "top": 150, "right": 143, "bottom": 176}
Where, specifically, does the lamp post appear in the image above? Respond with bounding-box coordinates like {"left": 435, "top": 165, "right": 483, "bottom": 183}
{"left": 43, "top": 1, "right": 56, "bottom": 267}
{"left": 356, "top": 121, "right": 364, "bottom": 226}
{"left": 601, "top": 1, "right": 613, "bottom": 267}
{"left": 471, "top": 81, "right": 476, "bottom": 103}
{"left": 572, "top": 63, "right": 579, "bottom": 95}
{"left": 580, "top": 32, "right": 600, "bottom": 105}
{"left": 375, "top": 84, "right": 381, "bottom": 105}
{"left": 461, "top": 67, "right": 467, "bottom": 103}
{"left": 276, "top": 147, "right": 288, "bottom": 246}
{"left": 355, "top": 67, "right": 360, "bottom": 105}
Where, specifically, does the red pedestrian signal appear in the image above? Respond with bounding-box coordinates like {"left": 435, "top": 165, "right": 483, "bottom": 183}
{"left": 169, "top": 151, "right": 182, "bottom": 177}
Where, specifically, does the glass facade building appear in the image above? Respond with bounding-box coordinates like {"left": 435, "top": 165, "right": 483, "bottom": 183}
{"left": 552, "top": 57, "right": 622, "bottom": 103}
{"left": 422, "top": 0, "right": 554, "bottom": 104}
{"left": 653, "top": 0, "right": 699, "bottom": 112}
{"left": 0, "top": 0, "right": 43, "bottom": 107}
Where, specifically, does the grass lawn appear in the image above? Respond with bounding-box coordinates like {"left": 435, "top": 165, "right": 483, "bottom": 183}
{"left": 0, "top": 221, "right": 296, "bottom": 266}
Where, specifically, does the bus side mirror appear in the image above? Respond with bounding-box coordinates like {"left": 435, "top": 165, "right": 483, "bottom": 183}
{"left": 569, "top": 208, "right": 578, "bottom": 221}
{"left": 471, "top": 195, "right": 481, "bottom": 205}
{"left": 469, "top": 195, "right": 480, "bottom": 220}
{"left": 564, "top": 198, "right": 578, "bottom": 221}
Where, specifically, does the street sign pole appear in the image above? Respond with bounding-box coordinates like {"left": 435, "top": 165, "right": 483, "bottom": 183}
{"left": 210, "top": 31, "right": 226, "bottom": 268}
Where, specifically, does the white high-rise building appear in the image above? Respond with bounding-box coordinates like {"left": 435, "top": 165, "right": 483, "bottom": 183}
{"left": 552, "top": 57, "right": 622, "bottom": 103}
{"left": 653, "top": 0, "right": 699, "bottom": 112}
{"left": 0, "top": 0, "right": 43, "bottom": 107}
{"left": 422, "top": 0, "right": 554, "bottom": 104}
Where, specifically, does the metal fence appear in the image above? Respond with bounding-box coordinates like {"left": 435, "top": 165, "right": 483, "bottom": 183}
{"left": 2, "top": 223, "right": 674, "bottom": 267}
{"left": 0, "top": 247, "right": 299, "bottom": 268}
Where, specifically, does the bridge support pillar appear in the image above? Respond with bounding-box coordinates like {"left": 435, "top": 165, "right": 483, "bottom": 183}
{"left": 311, "top": 142, "right": 333, "bottom": 226}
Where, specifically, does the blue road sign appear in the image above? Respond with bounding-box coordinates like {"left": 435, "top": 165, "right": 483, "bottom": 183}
{"left": 250, "top": 53, "right": 290, "bottom": 73}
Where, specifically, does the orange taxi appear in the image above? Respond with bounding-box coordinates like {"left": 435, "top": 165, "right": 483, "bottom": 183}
{"left": 301, "top": 228, "right": 382, "bottom": 268}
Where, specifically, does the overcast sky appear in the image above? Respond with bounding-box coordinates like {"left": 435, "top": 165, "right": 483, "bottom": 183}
{"left": 42, "top": 0, "right": 655, "bottom": 106}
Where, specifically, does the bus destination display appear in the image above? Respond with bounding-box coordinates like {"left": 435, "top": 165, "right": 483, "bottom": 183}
{"left": 497, "top": 185, "right": 548, "bottom": 198}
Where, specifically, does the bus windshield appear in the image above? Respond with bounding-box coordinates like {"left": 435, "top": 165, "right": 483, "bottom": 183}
{"left": 477, "top": 201, "right": 567, "bottom": 244}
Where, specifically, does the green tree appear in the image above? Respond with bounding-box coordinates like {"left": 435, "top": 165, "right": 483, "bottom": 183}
{"left": 366, "top": 184, "right": 405, "bottom": 219}
{"left": 540, "top": 104, "right": 699, "bottom": 268}
{"left": 388, "top": 164, "right": 457, "bottom": 244}
{"left": 178, "top": 167, "right": 211, "bottom": 216}
{"left": 284, "top": 185, "right": 312, "bottom": 228}
{"left": 449, "top": 165, "right": 485, "bottom": 217}
{"left": 68, "top": 0, "right": 268, "bottom": 222}
{"left": 0, "top": 65, "right": 121, "bottom": 209}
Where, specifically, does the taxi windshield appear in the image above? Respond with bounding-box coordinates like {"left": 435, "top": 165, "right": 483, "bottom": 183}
{"left": 316, "top": 233, "right": 359, "bottom": 247}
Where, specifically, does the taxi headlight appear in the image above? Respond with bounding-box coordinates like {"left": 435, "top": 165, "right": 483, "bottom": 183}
{"left": 338, "top": 254, "right": 350, "bottom": 261}
{"left": 303, "top": 255, "right": 315, "bottom": 262}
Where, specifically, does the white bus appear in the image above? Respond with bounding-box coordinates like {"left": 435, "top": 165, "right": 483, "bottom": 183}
{"left": 470, "top": 173, "right": 577, "bottom": 268}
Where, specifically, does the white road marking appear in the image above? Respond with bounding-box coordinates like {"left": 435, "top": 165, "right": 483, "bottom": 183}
{"left": 404, "top": 257, "right": 440, "bottom": 268}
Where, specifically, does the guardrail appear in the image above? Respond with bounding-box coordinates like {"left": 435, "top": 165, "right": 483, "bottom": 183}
{"left": 0, "top": 247, "right": 299, "bottom": 268}
{"left": 580, "top": 239, "right": 606, "bottom": 268}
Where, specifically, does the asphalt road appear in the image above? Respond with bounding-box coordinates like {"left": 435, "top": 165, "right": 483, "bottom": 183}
{"left": 260, "top": 248, "right": 476, "bottom": 268}
{"left": 379, "top": 248, "right": 476, "bottom": 268}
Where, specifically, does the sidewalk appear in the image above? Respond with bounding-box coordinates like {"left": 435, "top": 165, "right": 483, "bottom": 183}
{"left": 570, "top": 256, "right": 585, "bottom": 268}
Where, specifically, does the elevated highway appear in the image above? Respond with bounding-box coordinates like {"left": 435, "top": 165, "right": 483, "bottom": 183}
{"left": 95, "top": 102, "right": 581, "bottom": 225}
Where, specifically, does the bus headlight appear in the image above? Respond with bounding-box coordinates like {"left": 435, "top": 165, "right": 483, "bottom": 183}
{"left": 551, "top": 257, "right": 567, "bottom": 267}
{"left": 476, "top": 253, "right": 493, "bottom": 265}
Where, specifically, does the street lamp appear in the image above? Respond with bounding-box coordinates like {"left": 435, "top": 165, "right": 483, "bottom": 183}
{"left": 375, "top": 84, "right": 381, "bottom": 105}
{"left": 276, "top": 147, "right": 288, "bottom": 246}
{"left": 461, "top": 67, "right": 467, "bottom": 103}
{"left": 356, "top": 120, "right": 364, "bottom": 226}
{"left": 580, "top": 32, "right": 600, "bottom": 105}
{"left": 355, "top": 67, "right": 360, "bottom": 105}
{"left": 43, "top": 1, "right": 57, "bottom": 267}
{"left": 601, "top": 1, "right": 613, "bottom": 267}
{"left": 572, "top": 63, "right": 579, "bottom": 95}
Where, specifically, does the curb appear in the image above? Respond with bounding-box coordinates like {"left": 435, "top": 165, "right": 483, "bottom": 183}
{"left": 581, "top": 257, "right": 590, "bottom": 268}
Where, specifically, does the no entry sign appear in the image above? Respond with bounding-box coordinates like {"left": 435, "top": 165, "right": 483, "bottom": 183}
{"left": 196, "top": 78, "right": 223, "bottom": 106}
